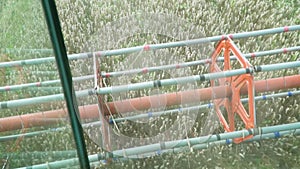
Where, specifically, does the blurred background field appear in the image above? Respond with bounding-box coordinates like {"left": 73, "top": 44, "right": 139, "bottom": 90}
{"left": 0, "top": 0, "right": 300, "bottom": 168}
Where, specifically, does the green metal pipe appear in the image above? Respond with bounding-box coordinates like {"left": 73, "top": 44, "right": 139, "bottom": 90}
{"left": 41, "top": 0, "right": 89, "bottom": 168}
{"left": 255, "top": 61, "right": 300, "bottom": 72}
{"left": 13, "top": 128, "right": 299, "bottom": 168}
{"left": 98, "top": 60, "right": 300, "bottom": 95}
{"left": 38, "top": 128, "right": 300, "bottom": 168}
{"left": 101, "top": 46, "right": 300, "bottom": 78}
{"left": 112, "top": 128, "right": 300, "bottom": 159}
{"left": 96, "top": 25, "right": 300, "bottom": 57}
{"left": 25, "top": 87, "right": 63, "bottom": 93}
{"left": 15, "top": 122, "right": 300, "bottom": 168}
{"left": 136, "top": 128, "right": 300, "bottom": 158}
{"left": 97, "top": 122, "right": 300, "bottom": 157}
{"left": 0, "top": 52, "right": 92, "bottom": 68}
{"left": 0, "top": 89, "right": 93, "bottom": 109}
{"left": 0, "top": 75, "right": 93, "bottom": 92}
{"left": 236, "top": 46, "right": 300, "bottom": 60}
{"left": 0, "top": 26, "right": 299, "bottom": 68}
{"left": 97, "top": 68, "right": 252, "bottom": 94}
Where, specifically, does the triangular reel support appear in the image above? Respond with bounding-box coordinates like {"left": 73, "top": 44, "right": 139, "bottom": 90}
{"left": 210, "top": 36, "right": 256, "bottom": 143}
{"left": 93, "top": 53, "right": 112, "bottom": 153}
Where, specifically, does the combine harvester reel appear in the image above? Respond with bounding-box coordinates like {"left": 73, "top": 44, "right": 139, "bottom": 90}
{"left": 1, "top": 24, "right": 300, "bottom": 168}
{"left": 91, "top": 25, "right": 300, "bottom": 155}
